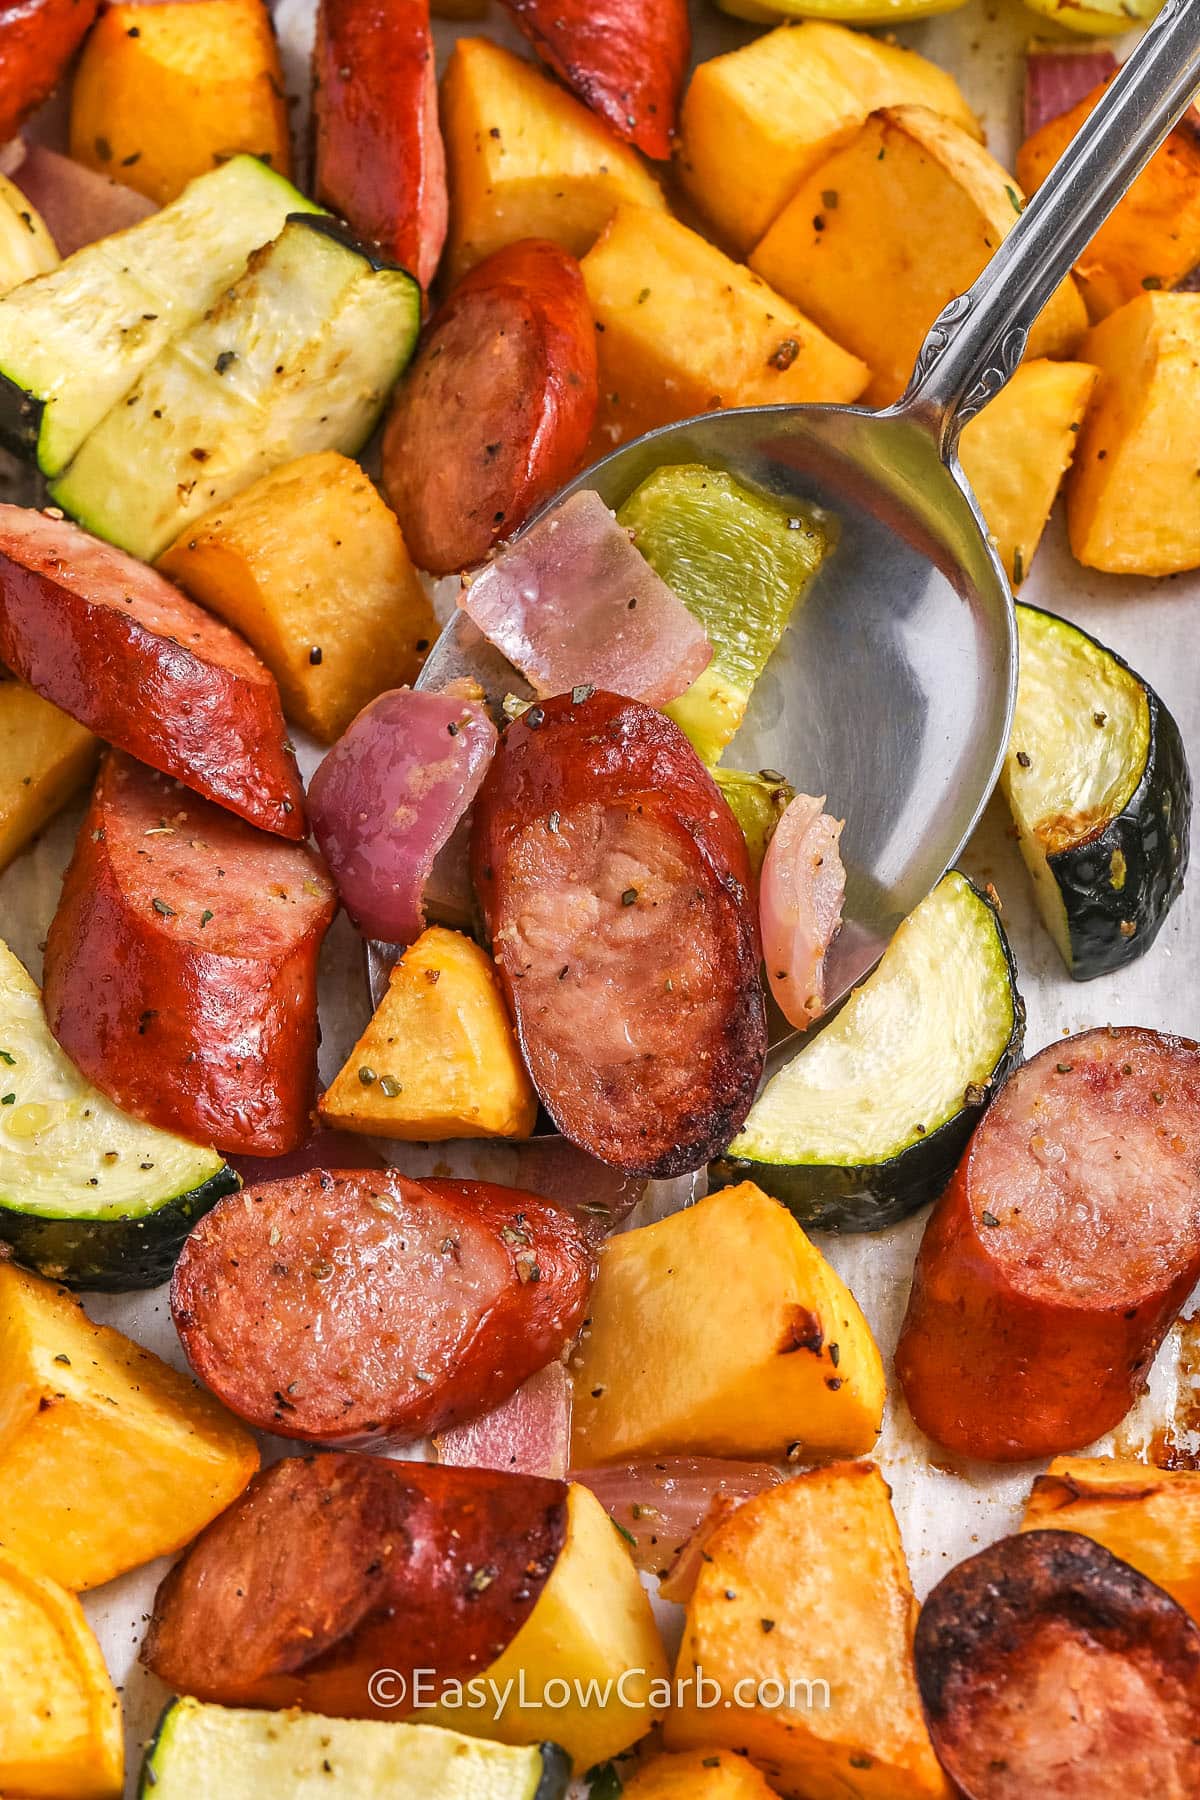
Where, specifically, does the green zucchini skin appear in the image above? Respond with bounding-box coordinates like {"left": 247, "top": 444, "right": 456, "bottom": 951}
{"left": 0, "top": 1163, "right": 239, "bottom": 1292}
{"left": 533, "top": 1746, "right": 572, "bottom": 1800}
{"left": 0, "top": 376, "right": 42, "bottom": 462}
{"left": 1049, "top": 675, "right": 1190, "bottom": 981}
{"left": 711, "top": 879, "right": 1026, "bottom": 1233}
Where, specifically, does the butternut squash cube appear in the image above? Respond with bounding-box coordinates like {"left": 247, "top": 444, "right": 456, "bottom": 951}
{"left": 1021, "top": 1455, "right": 1200, "bottom": 1621}
{"left": 69, "top": 0, "right": 290, "bottom": 206}
{"left": 157, "top": 453, "right": 437, "bottom": 743}
{"left": 680, "top": 21, "right": 981, "bottom": 255}
{"left": 0, "top": 683, "right": 97, "bottom": 874}
{"left": 571, "top": 1181, "right": 884, "bottom": 1465}
{"left": 319, "top": 926, "right": 538, "bottom": 1141}
{"left": 1067, "top": 292, "right": 1200, "bottom": 576}
{"left": 0, "top": 1550, "right": 122, "bottom": 1798}
{"left": 751, "top": 105, "right": 1088, "bottom": 407}
{"left": 717, "top": 0, "right": 969, "bottom": 19}
{"left": 583, "top": 204, "right": 868, "bottom": 454}
{"left": 1018, "top": 84, "right": 1200, "bottom": 321}
{"left": 0, "top": 1263, "right": 259, "bottom": 1591}
{"left": 665, "top": 1463, "right": 949, "bottom": 1800}
{"left": 623, "top": 1749, "right": 779, "bottom": 1798}
{"left": 958, "top": 359, "right": 1098, "bottom": 587}
{"left": 441, "top": 37, "right": 666, "bottom": 281}
{"left": 420, "top": 1482, "right": 668, "bottom": 1768}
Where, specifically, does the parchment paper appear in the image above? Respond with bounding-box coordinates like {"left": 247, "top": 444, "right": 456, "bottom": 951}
{"left": 1, "top": 2, "right": 1190, "bottom": 1791}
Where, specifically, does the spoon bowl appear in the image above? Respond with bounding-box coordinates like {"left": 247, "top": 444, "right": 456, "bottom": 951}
{"left": 371, "top": 0, "right": 1200, "bottom": 1099}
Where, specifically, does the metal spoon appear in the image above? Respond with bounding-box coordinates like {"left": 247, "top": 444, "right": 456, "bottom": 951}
{"left": 373, "top": 0, "right": 1200, "bottom": 1088}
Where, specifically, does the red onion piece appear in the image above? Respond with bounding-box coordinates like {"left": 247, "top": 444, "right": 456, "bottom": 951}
{"left": 1024, "top": 45, "right": 1117, "bottom": 139}
{"left": 458, "top": 489, "right": 711, "bottom": 707}
{"left": 225, "top": 1125, "right": 385, "bottom": 1189}
{"left": 435, "top": 1360, "right": 572, "bottom": 1479}
{"left": 308, "top": 687, "right": 498, "bottom": 944}
{"left": 505, "top": 1137, "right": 646, "bottom": 1246}
{"left": 760, "top": 793, "right": 846, "bottom": 1031}
{"left": 574, "top": 1457, "right": 785, "bottom": 1578}
{"left": 10, "top": 145, "right": 156, "bottom": 256}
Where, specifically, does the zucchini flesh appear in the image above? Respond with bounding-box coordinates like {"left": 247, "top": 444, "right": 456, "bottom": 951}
{"left": 139, "top": 1699, "right": 572, "bottom": 1799}
{"left": 1001, "top": 603, "right": 1190, "bottom": 979}
{"left": 53, "top": 215, "right": 421, "bottom": 562}
{"left": 0, "top": 155, "right": 318, "bottom": 477}
{"left": 0, "top": 174, "right": 58, "bottom": 296}
{"left": 617, "top": 464, "right": 830, "bottom": 764}
{"left": 712, "top": 871, "right": 1024, "bottom": 1231}
{"left": 0, "top": 938, "right": 236, "bottom": 1290}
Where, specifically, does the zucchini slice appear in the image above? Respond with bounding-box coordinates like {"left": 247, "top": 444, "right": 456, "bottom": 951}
{"left": 139, "top": 1700, "right": 572, "bottom": 1799}
{"left": 1001, "top": 603, "right": 1190, "bottom": 980}
{"left": 617, "top": 464, "right": 831, "bottom": 765}
{"left": 711, "top": 872, "right": 1024, "bottom": 1231}
{"left": 0, "top": 938, "right": 236, "bottom": 1290}
{"left": 0, "top": 174, "right": 58, "bottom": 297}
{"left": 53, "top": 214, "right": 421, "bottom": 562}
{"left": 0, "top": 155, "right": 318, "bottom": 478}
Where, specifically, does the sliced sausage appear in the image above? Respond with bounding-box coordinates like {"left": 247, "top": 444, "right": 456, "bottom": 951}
{"left": 313, "top": 0, "right": 446, "bottom": 290}
{"left": 0, "top": 504, "right": 305, "bottom": 838}
{"left": 43, "top": 753, "right": 336, "bottom": 1156}
{"left": 0, "top": 0, "right": 100, "bottom": 141}
{"left": 896, "top": 1027, "right": 1200, "bottom": 1462}
{"left": 499, "top": 0, "right": 690, "bottom": 161}
{"left": 472, "top": 690, "right": 766, "bottom": 1178}
{"left": 142, "top": 1453, "right": 568, "bottom": 1715}
{"left": 381, "top": 239, "right": 598, "bottom": 575}
{"left": 915, "top": 1530, "right": 1200, "bottom": 1799}
{"left": 171, "top": 1169, "right": 595, "bottom": 1446}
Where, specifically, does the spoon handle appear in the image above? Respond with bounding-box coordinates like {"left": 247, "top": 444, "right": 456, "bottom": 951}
{"left": 898, "top": 0, "right": 1200, "bottom": 451}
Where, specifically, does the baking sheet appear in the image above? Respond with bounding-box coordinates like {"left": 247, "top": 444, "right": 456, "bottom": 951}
{"left": 1, "top": 0, "right": 1193, "bottom": 1790}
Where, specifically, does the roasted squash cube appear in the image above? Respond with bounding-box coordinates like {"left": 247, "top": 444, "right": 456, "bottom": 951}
{"left": 69, "top": 0, "right": 290, "bottom": 205}
{"left": 1018, "top": 82, "right": 1200, "bottom": 319}
{"left": 680, "top": 20, "right": 981, "bottom": 255}
{"left": 959, "top": 359, "right": 1098, "bottom": 586}
{"left": 157, "top": 452, "right": 437, "bottom": 743}
{"left": 583, "top": 204, "right": 868, "bottom": 454}
{"left": 1067, "top": 292, "right": 1200, "bottom": 576}
{"left": 751, "top": 105, "right": 1087, "bottom": 406}
{"left": 1022, "top": 1455, "right": 1200, "bottom": 1621}
{"left": 665, "top": 1462, "right": 949, "bottom": 1800}
{"left": 623, "top": 1749, "right": 780, "bottom": 1798}
{"left": 319, "top": 926, "right": 538, "bottom": 1141}
{"left": 420, "top": 1481, "right": 668, "bottom": 1768}
{"left": 0, "top": 1550, "right": 123, "bottom": 1798}
{"left": 0, "top": 1263, "right": 258, "bottom": 1591}
{"left": 0, "top": 683, "right": 97, "bottom": 874}
{"left": 571, "top": 1182, "right": 884, "bottom": 1464}
{"left": 442, "top": 36, "right": 666, "bottom": 281}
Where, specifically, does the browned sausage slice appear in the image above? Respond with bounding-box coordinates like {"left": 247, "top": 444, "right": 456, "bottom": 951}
{"left": 915, "top": 1530, "right": 1200, "bottom": 1799}
{"left": 381, "top": 239, "right": 598, "bottom": 575}
{"left": 313, "top": 0, "right": 447, "bottom": 289}
{"left": 896, "top": 1026, "right": 1200, "bottom": 1462}
{"left": 43, "top": 753, "right": 336, "bottom": 1157}
{"left": 171, "top": 1170, "right": 594, "bottom": 1445}
{"left": 142, "top": 1453, "right": 569, "bottom": 1716}
{"left": 0, "top": 504, "right": 305, "bottom": 837}
{"left": 0, "top": 0, "right": 100, "bottom": 141}
{"left": 472, "top": 690, "right": 766, "bottom": 1178}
